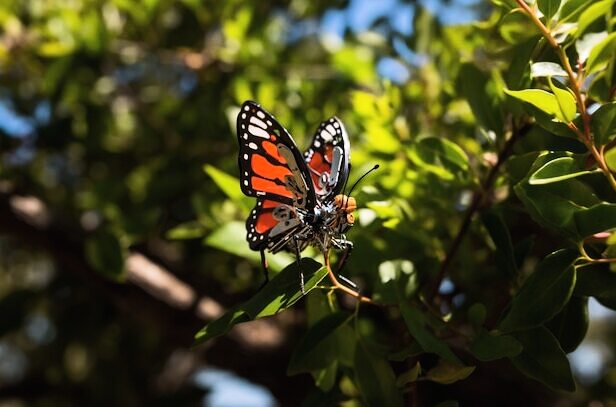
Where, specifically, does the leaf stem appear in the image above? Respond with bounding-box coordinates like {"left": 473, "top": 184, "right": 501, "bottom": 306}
{"left": 515, "top": 0, "right": 616, "bottom": 191}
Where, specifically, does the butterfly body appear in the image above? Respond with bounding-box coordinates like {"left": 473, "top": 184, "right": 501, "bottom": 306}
{"left": 236, "top": 101, "right": 356, "bottom": 290}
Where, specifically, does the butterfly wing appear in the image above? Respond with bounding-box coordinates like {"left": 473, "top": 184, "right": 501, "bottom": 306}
{"left": 237, "top": 101, "right": 316, "bottom": 210}
{"left": 304, "top": 117, "right": 351, "bottom": 200}
{"left": 245, "top": 199, "right": 304, "bottom": 251}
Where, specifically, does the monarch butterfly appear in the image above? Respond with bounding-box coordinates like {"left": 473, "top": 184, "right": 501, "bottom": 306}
{"left": 236, "top": 101, "right": 377, "bottom": 292}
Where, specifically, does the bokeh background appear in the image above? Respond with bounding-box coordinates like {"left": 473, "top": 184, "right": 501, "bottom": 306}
{"left": 0, "top": 0, "right": 615, "bottom": 405}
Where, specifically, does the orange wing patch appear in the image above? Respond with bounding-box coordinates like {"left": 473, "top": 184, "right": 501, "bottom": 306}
{"left": 255, "top": 211, "right": 277, "bottom": 233}
{"left": 251, "top": 177, "right": 293, "bottom": 198}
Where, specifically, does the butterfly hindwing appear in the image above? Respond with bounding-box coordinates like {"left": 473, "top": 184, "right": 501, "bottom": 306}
{"left": 304, "top": 117, "right": 350, "bottom": 199}
{"left": 237, "top": 101, "right": 316, "bottom": 210}
{"left": 246, "top": 199, "right": 303, "bottom": 250}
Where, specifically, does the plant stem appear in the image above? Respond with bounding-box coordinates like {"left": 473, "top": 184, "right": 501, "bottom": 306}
{"left": 323, "top": 250, "right": 376, "bottom": 304}
{"left": 429, "top": 125, "right": 525, "bottom": 300}
{"left": 515, "top": 0, "right": 616, "bottom": 191}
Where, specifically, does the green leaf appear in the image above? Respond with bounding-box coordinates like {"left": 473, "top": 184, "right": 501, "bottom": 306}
{"left": 576, "top": 32, "right": 608, "bottom": 63}
{"left": 458, "top": 63, "right": 503, "bottom": 133}
{"left": 203, "top": 164, "right": 252, "bottom": 212}
{"left": 574, "top": 203, "right": 616, "bottom": 237}
{"left": 467, "top": 303, "right": 487, "bottom": 329}
{"left": 546, "top": 296, "right": 589, "bottom": 353}
{"left": 205, "top": 221, "right": 294, "bottom": 272}
{"left": 592, "top": 102, "right": 616, "bottom": 146}
{"left": 548, "top": 77, "right": 577, "bottom": 123}
{"left": 398, "top": 300, "right": 462, "bottom": 365}
{"left": 376, "top": 259, "right": 418, "bottom": 303}
{"left": 575, "top": 263, "right": 616, "bottom": 309}
{"left": 410, "top": 137, "right": 470, "bottom": 182}
{"left": 165, "top": 221, "right": 205, "bottom": 240}
{"left": 288, "top": 312, "right": 352, "bottom": 375}
{"left": 538, "top": 0, "right": 561, "bottom": 21}
{"left": 530, "top": 62, "right": 568, "bottom": 78}
{"left": 499, "top": 11, "right": 540, "bottom": 44}
{"left": 529, "top": 156, "right": 596, "bottom": 185}
{"left": 194, "top": 259, "right": 327, "bottom": 345}
{"left": 606, "top": 147, "right": 616, "bottom": 172}
{"left": 506, "top": 36, "right": 541, "bottom": 90}
{"left": 396, "top": 362, "right": 421, "bottom": 387}
{"left": 425, "top": 360, "right": 475, "bottom": 385}
{"left": 388, "top": 342, "right": 424, "bottom": 362}
{"left": 482, "top": 212, "right": 517, "bottom": 278}
{"left": 504, "top": 88, "right": 569, "bottom": 122}
{"left": 498, "top": 249, "right": 578, "bottom": 332}
{"left": 312, "top": 361, "right": 338, "bottom": 392}
{"left": 559, "top": 0, "right": 595, "bottom": 23}
{"left": 354, "top": 341, "right": 404, "bottom": 407}
{"left": 470, "top": 329, "right": 523, "bottom": 361}
{"left": 85, "top": 231, "right": 125, "bottom": 280}
{"left": 242, "top": 259, "right": 328, "bottom": 319}
{"left": 586, "top": 32, "right": 616, "bottom": 75}
{"left": 510, "top": 327, "right": 576, "bottom": 392}
{"left": 576, "top": 0, "right": 614, "bottom": 37}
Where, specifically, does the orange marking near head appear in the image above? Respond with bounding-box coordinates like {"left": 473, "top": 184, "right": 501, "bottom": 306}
{"left": 269, "top": 135, "right": 277, "bottom": 141}
{"left": 262, "top": 141, "right": 285, "bottom": 163}
{"left": 251, "top": 176, "right": 293, "bottom": 198}
{"left": 255, "top": 211, "right": 277, "bottom": 233}
{"left": 251, "top": 155, "right": 292, "bottom": 181}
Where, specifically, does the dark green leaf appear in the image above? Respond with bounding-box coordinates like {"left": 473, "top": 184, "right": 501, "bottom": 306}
{"left": 388, "top": 342, "right": 424, "bottom": 362}
{"left": 592, "top": 102, "right": 616, "bottom": 146}
{"left": 165, "top": 221, "right": 205, "bottom": 240}
{"left": 470, "top": 329, "right": 523, "bottom": 361}
{"left": 376, "top": 259, "right": 418, "bottom": 303}
{"left": 546, "top": 296, "right": 589, "bottom": 353}
{"left": 468, "top": 303, "right": 487, "bottom": 329}
{"left": 398, "top": 300, "right": 462, "bottom": 364}
{"left": 194, "top": 259, "right": 327, "bottom": 345}
{"left": 574, "top": 204, "right": 616, "bottom": 238}
{"left": 482, "top": 211, "right": 517, "bottom": 278}
{"left": 85, "top": 231, "right": 125, "bottom": 280}
{"left": 312, "top": 360, "right": 338, "bottom": 392}
{"left": 425, "top": 360, "right": 475, "bottom": 384}
{"left": 498, "top": 249, "right": 578, "bottom": 332}
{"left": 510, "top": 327, "right": 576, "bottom": 392}
{"left": 529, "top": 156, "right": 596, "bottom": 185}
{"left": 288, "top": 312, "right": 351, "bottom": 375}
{"left": 506, "top": 36, "right": 540, "bottom": 90}
{"left": 577, "top": 32, "right": 608, "bottom": 63}
{"left": 458, "top": 63, "right": 503, "bottom": 133}
{"left": 354, "top": 341, "right": 404, "bottom": 407}
{"left": 575, "top": 264, "right": 616, "bottom": 309}
{"left": 537, "top": 0, "right": 561, "bottom": 20}
{"left": 396, "top": 362, "right": 421, "bottom": 387}
{"left": 559, "top": 0, "right": 595, "bottom": 23}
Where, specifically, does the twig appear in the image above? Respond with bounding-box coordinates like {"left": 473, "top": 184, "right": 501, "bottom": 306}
{"left": 515, "top": 0, "right": 616, "bottom": 191}
{"left": 323, "top": 249, "right": 376, "bottom": 304}
{"left": 429, "top": 125, "right": 525, "bottom": 299}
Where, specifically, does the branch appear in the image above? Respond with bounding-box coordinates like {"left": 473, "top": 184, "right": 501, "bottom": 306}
{"left": 429, "top": 124, "right": 527, "bottom": 299}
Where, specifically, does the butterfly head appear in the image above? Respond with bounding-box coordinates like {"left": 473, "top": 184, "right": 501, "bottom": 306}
{"left": 333, "top": 194, "right": 356, "bottom": 233}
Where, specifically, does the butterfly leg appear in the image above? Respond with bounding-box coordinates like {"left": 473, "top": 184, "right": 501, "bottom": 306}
{"left": 292, "top": 235, "right": 305, "bottom": 294}
{"left": 258, "top": 249, "right": 269, "bottom": 290}
{"left": 336, "top": 241, "right": 358, "bottom": 292}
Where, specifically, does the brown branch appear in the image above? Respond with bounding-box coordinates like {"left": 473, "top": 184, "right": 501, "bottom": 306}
{"left": 429, "top": 125, "right": 527, "bottom": 299}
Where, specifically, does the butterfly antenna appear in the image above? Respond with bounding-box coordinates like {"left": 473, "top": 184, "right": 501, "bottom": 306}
{"left": 345, "top": 164, "right": 380, "bottom": 211}
{"left": 340, "top": 163, "right": 352, "bottom": 197}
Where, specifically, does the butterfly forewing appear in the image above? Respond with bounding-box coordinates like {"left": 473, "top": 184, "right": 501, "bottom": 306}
{"left": 304, "top": 117, "right": 350, "bottom": 199}
{"left": 237, "top": 101, "right": 316, "bottom": 210}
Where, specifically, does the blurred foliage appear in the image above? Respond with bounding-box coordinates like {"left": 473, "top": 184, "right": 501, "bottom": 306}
{"left": 1, "top": 0, "right": 616, "bottom": 405}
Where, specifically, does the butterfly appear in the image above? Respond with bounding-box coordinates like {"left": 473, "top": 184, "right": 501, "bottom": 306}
{"left": 236, "top": 100, "right": 373, "bottom": 292}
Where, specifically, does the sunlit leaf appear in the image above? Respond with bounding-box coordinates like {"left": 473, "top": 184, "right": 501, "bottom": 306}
{"left": 575, "top": 0, "right": 614, "bottom": 37}
{"left": 529, "top": 156, "right": 596, "bottom": 185}
{"left": 586, "top": 32, "right": 616, "bottom": 75}
{"left": 576, "top": 32, "right": 608, "bottom": 63}
{"left": 530, "top": 62, "right": 568, "bottom": 78}
{"left": 425, "top": 360, "right": 475, "bottom": 384}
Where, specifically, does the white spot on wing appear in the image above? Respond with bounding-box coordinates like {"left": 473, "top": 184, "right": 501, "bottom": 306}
{"left": 243, "top": 154, "right": 248, "bottom": 160}
{"left": 257, "top": 111, "right": 265, "bottom": 119}
{"left": 326, "top": 124, "right": 336, "bottom": 135}
{"left": 248, "top": 142, "right": 258, "bottom": 150}
{"left": 333, "top": 121, "right": 340, "bottom": 128}
{"left": 250, "top": 116, "right": 268, "bottom": 129}
{"left": 248, "top": 124, "right": 269, "bottom": 138}
{"left": 314, "top": 140, "right": 321, "bottom": 147}
{"left": 320, "top": 130, "right": 333, "bottom": 142}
